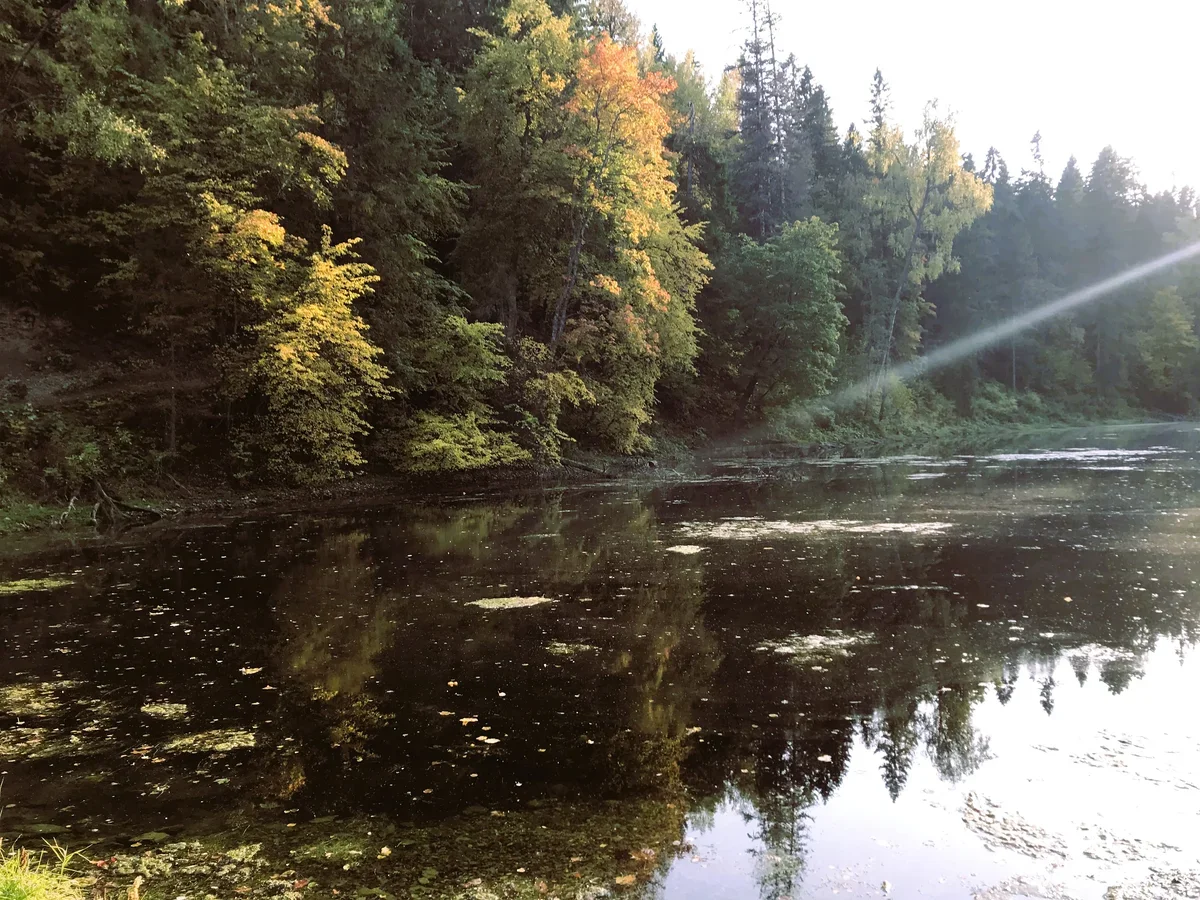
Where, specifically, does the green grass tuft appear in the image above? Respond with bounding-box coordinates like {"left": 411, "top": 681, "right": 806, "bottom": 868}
{"left": 0, "top": 842, "right": 84, "bottom": 900}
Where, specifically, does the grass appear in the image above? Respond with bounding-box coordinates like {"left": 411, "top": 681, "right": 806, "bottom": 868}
{"left": 0, "top": 500, "right": 92, "bottom": 537}
{"left": 0, "top": 842, "right": 83, "bottom": 900}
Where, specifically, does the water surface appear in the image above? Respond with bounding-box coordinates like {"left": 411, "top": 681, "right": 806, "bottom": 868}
{"left": 3, "top": 424, "right": 1200, "bottom": 899}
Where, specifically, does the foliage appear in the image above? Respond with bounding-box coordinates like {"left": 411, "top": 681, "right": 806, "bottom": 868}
{"left": 458, "top": 6, "right": 708, "bottom": 453}
{"left": 0, "top": 0, "right": 1197, "bottom": 490}
{"left": 387, "top": 411, "right": 529, "bottom": 473}
{"left": 701, "top": 219, "right": 845, "bottom": 420}
{"left": 503, "top": 339, "right": 595, "bottom": 462}
{"left": 0, "top": 403, "right": 142, "bottom": 497}
{"left": 1133, "top": 288, "right": 1199, "bottom": 410}
{"left": 222, "top": 230, "right": 391, "bottom": 485}
{"left": 853, "top": 104, "right": 992, "bottom": 407}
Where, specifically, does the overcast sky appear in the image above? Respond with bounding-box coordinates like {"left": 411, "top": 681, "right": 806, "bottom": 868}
{"left": 628, "top": 0, "right": 1197, "bottom": 193}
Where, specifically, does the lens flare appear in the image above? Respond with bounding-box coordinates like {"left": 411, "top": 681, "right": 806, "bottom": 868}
{"left": 826, "top": 239, "right": 1200, "bottom": 410}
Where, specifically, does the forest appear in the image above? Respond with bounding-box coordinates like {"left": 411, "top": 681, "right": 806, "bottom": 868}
{"left": 2, "top": 0, "right": 1199, "bottom": 494}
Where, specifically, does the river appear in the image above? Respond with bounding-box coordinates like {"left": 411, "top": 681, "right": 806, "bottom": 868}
{"left": 2, "top": 424, "right": 1199, "bottom": 899}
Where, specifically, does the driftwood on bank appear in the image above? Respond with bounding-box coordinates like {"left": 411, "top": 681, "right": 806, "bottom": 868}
{"left": 90, "top": 480, "right": 166, "bottom": 529}
{"left": 560, "top": 458, "right": 611, "bottom": 477}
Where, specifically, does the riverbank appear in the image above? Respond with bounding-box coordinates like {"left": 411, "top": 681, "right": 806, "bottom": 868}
{"left": 0, "top": 417, "right": 1188, "bottom": 553}
{"left": 0, "top": 450, "right": 669, "bottom": 553}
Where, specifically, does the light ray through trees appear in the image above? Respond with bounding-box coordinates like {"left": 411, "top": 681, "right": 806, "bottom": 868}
{"left": 826, "top": 239, "right": 1200, "bottom": 411}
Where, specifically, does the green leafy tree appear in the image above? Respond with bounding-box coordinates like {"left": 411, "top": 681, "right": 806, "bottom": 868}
{"left": 1133, "top": 287, "right": 1200, "bottom": 410}
{"left": 701, "top": 218, "right": 844, "bottom": 420}
{"left": 855, "top": 104, "right": 992, "bottom": 416}
{"left": 458, "top": 6, "right": 708, "bottom": 452}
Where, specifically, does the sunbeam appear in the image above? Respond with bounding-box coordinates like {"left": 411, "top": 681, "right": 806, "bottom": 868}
{"left": 824, "top": 239, "right": 1200, "bottom": 411}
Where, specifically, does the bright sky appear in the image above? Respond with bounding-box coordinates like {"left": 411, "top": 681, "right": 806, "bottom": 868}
{"left": 629, "top": 0, "right": 1198, "bottom": 194}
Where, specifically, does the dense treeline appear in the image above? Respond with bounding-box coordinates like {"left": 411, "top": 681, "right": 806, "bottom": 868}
{"left": 1, "top": 0, "right": 1197, "bottom": 492}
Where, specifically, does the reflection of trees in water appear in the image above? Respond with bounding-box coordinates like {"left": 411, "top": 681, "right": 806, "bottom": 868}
{"left": 864, "top": 698, "right": 920, "bottom": 801}
{"left": 1039, "top": 675, "right": 1056, "bottom": 715}
{"left": 260, "top": 491, "right": 723, "bottom": 810}
{"left": 741, "top": 730, "right": 842, "bottom": 900}
{"left": 994, "top": 660, "right": 1020, "bottom": 705}
{"left": 393, "top": 491, "right": 665, "bottom": 596}
{"left": 263, "top": 529, "right": 398, "bottom": 802}
{"left": 274, "top": 531, "right": 394, "bottom": 698}
{"left": 918, "top": 685, "right": 991, "bottom": 782}
{"left": 239, "top": 478, "right": 1200, "bottom": 848}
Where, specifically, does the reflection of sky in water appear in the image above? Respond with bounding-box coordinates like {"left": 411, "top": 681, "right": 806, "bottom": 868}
{"left": 660, "top": 644, "right": 1200, "bottom": 899}
{"left": 1, "top": 423, "right": 1199, "bottom": 898}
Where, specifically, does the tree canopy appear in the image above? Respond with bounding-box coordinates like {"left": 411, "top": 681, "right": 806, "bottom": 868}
{"left": 1, "top": 0, "right": 1196, "bottom": 491}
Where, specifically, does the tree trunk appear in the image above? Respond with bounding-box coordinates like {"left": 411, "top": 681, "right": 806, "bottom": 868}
{"left": 739, "top": 375, "right": 760, "bottom": 419}
{"left": 550, "top": 212, "right": 589, "bottom": 345}
{"left": 874, "top": 181, "right": 933, "bottom": 415}
{"left": 685, "top": 101, "right": 695, "bottom": 201}
{"left": 167, "top": 341, "right": 178, "bottom": 454}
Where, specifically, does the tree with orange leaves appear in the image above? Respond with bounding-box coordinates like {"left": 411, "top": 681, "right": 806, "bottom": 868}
{"left": 459, "top": 5, "right": 708, "bottom": 452}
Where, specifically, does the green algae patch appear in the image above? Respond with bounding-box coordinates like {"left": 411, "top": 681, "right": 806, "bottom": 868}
{"left": 140, "top": 702, "right": 189, "bottom": 721}
{"left": 0, "top": 727, "right": 63, "bottom": 761}
{"left": 90, "top": 797, "right": 684, "bottom": 900}
{"left": 756, "top": 630, "right": 874, "bottom": 664}
{"left": 163, "top": 729, "right": 256, "bottom": 753}
{"left": 546, "top": 641, "right": 598, "bottom": 657}
{"left": 105, "top": 839, "right": 270, "bottom": 887}
{"left": 225, "top": 843, "right": 264, "bottom": 863}
{"left": 0, "top": 577, "right": 74, "bottom": 595}
{"left": 468, "top": 596, "right": 556, "bottom": 610}
{"left": 293, "top": 833, "right": 370, "bottom": 869}
{"left": 0, "top": 681, "right": 76, "bottom": 717}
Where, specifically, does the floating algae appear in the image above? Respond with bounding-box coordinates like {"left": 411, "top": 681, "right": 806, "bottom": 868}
{"left": 756, "top": 630, "right": 874, "bottom": 663}
{"left": 546, "top": 641, "right": 598, "bottom": 656}
{"left": 141, "top": 702, "right": 190, "bottom": 721}
{"left": 678, "top": 519, "right": 953, "bottom": 540}
{"left": 468, "top": 596, "right": 556, "bottom": 610}
{"left": 961, "top": 792, "right": 1067, "bottom": 859}
{"left": 0, "top": 680, "right": 75, "bottom": 716}
{"left": 0, "top": 576, "right": 74, "bottom": 595}
{"left": 163, "top": 728, "right": 256, "bottom": 753}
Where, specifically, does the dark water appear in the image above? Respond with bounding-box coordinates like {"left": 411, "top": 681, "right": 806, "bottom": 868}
{"left": 3, "top": 424, "right": 1200, "bottom": 899}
